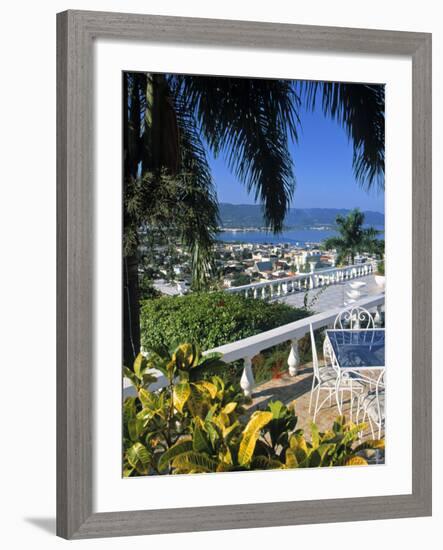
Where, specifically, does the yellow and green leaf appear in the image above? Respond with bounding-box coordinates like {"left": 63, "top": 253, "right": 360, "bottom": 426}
{"left": 158, "top": 438, "right": 193, "bottom": 471}
{"left": 173, "top": 381, "right": 191, "bottom": 413}
{"left": 126, "top": 442, "right": 151, "bottom": 475}
{"left": 193, "top": 381, "right": 218, "bottom": 399}
{"left": 171, "top": 451, "right": 217, "bottom": 473}
{"left": 238, "top": 411, "right": 273, "bottom": 466}
{"left": 344, "top": 455, "right": 368, "bottom": 466}
{"left": 193, "top": 424, "right": 212, "bottom": 454}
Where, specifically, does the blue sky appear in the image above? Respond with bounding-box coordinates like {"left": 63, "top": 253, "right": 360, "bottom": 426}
{"left": 208, "top": 104, "right": 385, "bottom": 213}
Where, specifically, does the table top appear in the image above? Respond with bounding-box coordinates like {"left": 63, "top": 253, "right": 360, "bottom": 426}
{"left": 326, "top": 329, "right": 385, "bottom": 370}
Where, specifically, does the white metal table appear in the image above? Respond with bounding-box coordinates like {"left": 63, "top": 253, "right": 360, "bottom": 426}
{"left": 325, "top": 328, "right": 385, "bottom": 416}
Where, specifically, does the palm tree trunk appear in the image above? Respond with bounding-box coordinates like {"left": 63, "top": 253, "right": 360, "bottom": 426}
{"left": 123, "top": 72, "right": 144, "bottom": 367}
{"left": 123, "top": 254, "right": 141, "bottom": 366}
{"left": 122, "top": 73, "right": 179, "bottom": 366}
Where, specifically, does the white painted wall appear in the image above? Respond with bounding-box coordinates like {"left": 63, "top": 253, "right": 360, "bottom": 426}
{"left": 0, "top": 1, "right": 440, "bottom": 549}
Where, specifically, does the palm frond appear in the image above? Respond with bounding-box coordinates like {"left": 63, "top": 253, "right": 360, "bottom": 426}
{"left": 322, "top": 237, "right": 345, "bottom": 250}
{"left": 300, "top": 81, "right": 385, "bottom": 190}
{"left": 172, "top": 88, "right": 220, "bottom": 289}
{"left": 171, "top": 75, "right": 301, "bottom": 232}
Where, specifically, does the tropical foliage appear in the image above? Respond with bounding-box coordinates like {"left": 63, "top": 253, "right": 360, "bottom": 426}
{"left": 140, "top": 292, "right": 310, "bottom": 352}
{"left": 123, "top": 344, "right": 384, "bottom": 476}
{"left": 322, "top": 208, "right": 383, "bottom": 265}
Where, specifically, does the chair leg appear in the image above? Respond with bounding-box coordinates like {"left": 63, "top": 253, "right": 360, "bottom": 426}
{"left": 349, "top": 387, "right": 353, "bottom": 422}
{"left": 356, "top": 392, "right": 364, "bottom": 426}
{"left": 367, "top": 414, "right": 375, "bottom": 439}
{"left": 308, "top": 377, "right": 316, "bottom": 414}
{"left": 377, "top": 422, "right": 382, "bottom": 440}
{"left": 313, "top": 386, "right": 321, "bottom": 422}
{"left": 356, "top": 406, "right": 363, "bottom": 440}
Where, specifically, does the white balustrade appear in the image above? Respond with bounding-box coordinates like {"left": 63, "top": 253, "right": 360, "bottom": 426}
{"left": 374, "top": 304, "right": 383, "bottom": 326}
{"left": 240, "top": 356, "right": 255, "bottom": 398}
{"left": 205, "top": 293, "right": 384, "bottom": 397}
{"left": 287, "top": 339, "right": 300, "bottom": 376}
{"left": 225, "top": 262, "right": 375, "bottom": 302}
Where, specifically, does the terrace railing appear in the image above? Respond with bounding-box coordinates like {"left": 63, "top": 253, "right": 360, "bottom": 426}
{"left": 205, "top": 293, "right": 385, "bottom": 398}
{"left": 225, "top": 262, "right": 375, "bottom": 301}
{"left": 124, "top": 291, "right": 384, "bottom": 401}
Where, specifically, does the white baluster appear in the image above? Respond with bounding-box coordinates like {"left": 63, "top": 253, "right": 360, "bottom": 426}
{"left": 261, "top": 287, "right": 266, "bottom": 300}
{"left": 374, "top": 305, "right": 383, "bottom": 327}
{"left": 240, "top": 357, "right": 255, "bottom": 398}
{"left": 288, "top": 339, "right": 300, "bottom": 376}
{"left": 253, "top": 287, "right": 258, "bottom": 299}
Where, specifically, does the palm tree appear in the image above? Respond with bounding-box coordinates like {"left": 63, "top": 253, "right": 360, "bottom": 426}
{"left": 322, "top": 208, "right": 381, "bottom": 266}
{"left": 123, "top": 73, "right": 299, "bottom": 365}
{"left": 123, "top": 74, "right": 385, "bottom": 366}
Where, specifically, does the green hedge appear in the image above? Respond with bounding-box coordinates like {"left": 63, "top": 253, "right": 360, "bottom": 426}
{"left": 140, "top": 292, "right": 310, "bottom": 352}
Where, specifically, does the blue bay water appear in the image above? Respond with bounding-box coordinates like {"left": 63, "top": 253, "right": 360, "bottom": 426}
{"left": 217, "top": 227, "right": 384, "bottom": 246}
{"left": 217, "top": 228, "right": 338, "bottom": 246}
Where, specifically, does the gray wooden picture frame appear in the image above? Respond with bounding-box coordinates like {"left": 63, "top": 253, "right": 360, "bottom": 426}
{"left": 57, "top": 10, "right": 432, "bottom": 539}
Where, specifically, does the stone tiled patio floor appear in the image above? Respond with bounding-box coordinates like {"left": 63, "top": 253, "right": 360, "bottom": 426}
{"left": 277, "top": 274, "right": 383, "bottom": 312}
{"left": 245, "top": 362, "right": 384, "bottom": 441}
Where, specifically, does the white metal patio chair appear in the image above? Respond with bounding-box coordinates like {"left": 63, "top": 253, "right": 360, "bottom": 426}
{"left": 334, "top": 305, "right": 375, "bottom": 330}
{"left": 309, "top": 325, "right": 364, "bottom": 422}
{"left": 357, "top": 370, "right": 385, "bottom": 439}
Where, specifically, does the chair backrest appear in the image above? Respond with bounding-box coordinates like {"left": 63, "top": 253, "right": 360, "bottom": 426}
{"left": 334, "top": 305, "right": 375, "bottom": 330}
{"left": 309, "top": 324, "right": 320, "bottom": 381}
{"left": 371, "top": 370, "right": 386, "bottom": 425}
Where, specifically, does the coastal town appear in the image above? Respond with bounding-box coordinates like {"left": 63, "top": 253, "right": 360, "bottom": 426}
{"left": 146, "top": 237, "right": 378, "bottom": 297}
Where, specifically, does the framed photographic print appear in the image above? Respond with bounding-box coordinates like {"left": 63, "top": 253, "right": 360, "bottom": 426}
{"left": 57, "top": 10, "right": 432, "bottom": 539}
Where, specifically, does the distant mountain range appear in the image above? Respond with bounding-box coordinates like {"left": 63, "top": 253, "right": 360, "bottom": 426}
{"left": 219, "top": 203, "right": 384, "bottom": 229}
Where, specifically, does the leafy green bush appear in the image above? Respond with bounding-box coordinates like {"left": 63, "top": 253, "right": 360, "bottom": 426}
{"left": 138, "top": 274, "right": 161, "bottom": 301}
{"left": 140, "top": 292, "right": 310, "bottom": 352}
